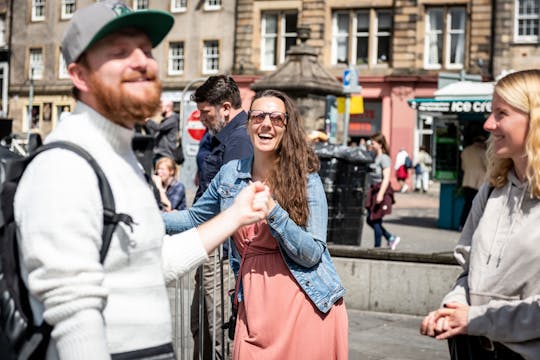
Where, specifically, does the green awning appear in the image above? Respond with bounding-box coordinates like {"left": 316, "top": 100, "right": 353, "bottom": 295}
{"left": 408, "top": 98, "right": 491, "bottom": 113}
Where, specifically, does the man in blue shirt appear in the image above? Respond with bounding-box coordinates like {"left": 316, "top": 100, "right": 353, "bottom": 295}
{"left": 193, "top": 75, "right": 253, "bottom": 201}
{"left": 190, "top": 75, "right": 253, "bottom": 359}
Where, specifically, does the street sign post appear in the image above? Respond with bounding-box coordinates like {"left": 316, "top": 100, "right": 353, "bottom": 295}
{"left": 342, "top": 65, "right": 362, "bottom": 145}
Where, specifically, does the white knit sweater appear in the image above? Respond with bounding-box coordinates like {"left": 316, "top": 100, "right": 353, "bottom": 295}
{"left": 15, "top": 102, "right": 207, "bottom": 359}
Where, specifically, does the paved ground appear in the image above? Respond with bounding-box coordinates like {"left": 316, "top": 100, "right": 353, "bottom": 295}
{"left": 348, "top": 309, "right": 450, "bottom": 360}
{"left": 359, "top": 182, "right": 461, "bottom": 254}
{"left": 349, "top": 182, "right": 457, "bottom": 359}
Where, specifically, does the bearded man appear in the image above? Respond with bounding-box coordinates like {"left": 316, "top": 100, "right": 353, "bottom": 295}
{"left": 13, "top": 1, "right": 272, "bottom": 359}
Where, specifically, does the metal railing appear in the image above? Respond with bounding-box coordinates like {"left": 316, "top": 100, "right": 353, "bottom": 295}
{"left": 168, "top": 248, "right": 235, "bottom": 360}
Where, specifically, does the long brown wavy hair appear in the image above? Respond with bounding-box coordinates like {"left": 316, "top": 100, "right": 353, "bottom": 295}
{"left": 249, "top": 90, "right": 320, "bottom": 226}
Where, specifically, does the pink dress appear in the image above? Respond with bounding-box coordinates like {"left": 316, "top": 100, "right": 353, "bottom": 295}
{"left": 232, "top": 221, "right": 348, "bottom": 360}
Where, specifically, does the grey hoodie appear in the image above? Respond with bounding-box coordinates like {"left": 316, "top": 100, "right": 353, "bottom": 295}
{"left": 443, "top": 170, "right": 540, "bottom": 359}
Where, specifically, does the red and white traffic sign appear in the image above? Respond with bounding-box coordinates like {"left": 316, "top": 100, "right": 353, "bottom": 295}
{"left": 185, "top": 109, "right": 206, "bottom": 142}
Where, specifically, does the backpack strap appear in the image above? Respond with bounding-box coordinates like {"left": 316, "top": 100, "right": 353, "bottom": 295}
{"left": 29, "top": 141, "right": 135, "bottom": 263}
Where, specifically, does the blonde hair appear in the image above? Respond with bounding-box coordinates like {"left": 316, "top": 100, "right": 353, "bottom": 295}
{"left": 486, "top": 69, "right": 540, "bottom": 198}
{"left": 155, "top": 157, "right": 178, "bottom": 178}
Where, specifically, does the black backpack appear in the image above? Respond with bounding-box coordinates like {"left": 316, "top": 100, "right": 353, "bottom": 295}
{"left": 0, "top": 141, "right": 134, "bottom": 360}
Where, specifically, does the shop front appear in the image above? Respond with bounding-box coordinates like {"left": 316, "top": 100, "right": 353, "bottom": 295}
{"left": 409, "top": 81, "right": 493, "bottom": 230}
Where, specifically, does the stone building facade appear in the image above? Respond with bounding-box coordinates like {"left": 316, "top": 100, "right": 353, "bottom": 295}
{"left": 492, "top": 0, "right": 540, "bottom": 77}
{"left": 4, "top": 0, "right": 538, "bottom": 159}
{"left": 233, "top": 0, "right": 495, "bottom": 167}
{"left": 8, "top": 0, "right": 237, "bottom": 136}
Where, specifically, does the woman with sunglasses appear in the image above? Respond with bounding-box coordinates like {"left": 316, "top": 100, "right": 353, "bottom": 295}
{"left": 163, "top": 89, "right": 348, "bottom": 359}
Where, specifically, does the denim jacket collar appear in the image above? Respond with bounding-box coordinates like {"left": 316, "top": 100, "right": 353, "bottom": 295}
{"left": 235, "top": 157, "right": 253, "bottom": 181}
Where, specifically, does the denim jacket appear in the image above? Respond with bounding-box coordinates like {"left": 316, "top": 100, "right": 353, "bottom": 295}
{"left": 162, "top": 157, "right": 345, "bottom": 313}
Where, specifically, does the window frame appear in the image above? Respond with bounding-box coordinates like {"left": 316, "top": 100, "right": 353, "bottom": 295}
{"left": 60, "top": 0, "right": 76, "bottom": 20}
{"left": 132, "top": 0, "right": 149, "bottom": 10}
{"left": 423, "top": 6, "right": 466, "bottom": 70}
{"left": 514, "top": 0, "right": 539, "bottom": 43}
{"left": 31, "top": 0, "right": 46, "bottom": 22}
{"left": 204, "top": 0, "right": 221, "bottom": 11}
{"left": 446, "top": 8, "right": 466, "bottom": 70}
{"left": 260, "top": 11, "right": 298, "bottom": 71}
{"left": 168, "top": 41, "right": 185, "bottom": 75}
{"left": 331, "top": 9, "right": 392, "bottom": 67}
{"left": 202, "top": 40, "right": 219, "bottom": 74}
{"left": 374, "top": 10, "right": 392, "bottom": 65}
{"left": 170, "top": 0, "right": 187, "bottom": 13}
{"left": 58, "top": 48, "right": 69, "bottom": 79}
{"left": 0, "top": 15, "right": 6, "bottom": 47}
{"left": 28, "top": 47, "right": 44, "bottom": 80}
{"left": 24, "top": 104, "right": 42, "bottom": 132}
{"left": 332, "top": 11, "right": 350, "bottom": 65}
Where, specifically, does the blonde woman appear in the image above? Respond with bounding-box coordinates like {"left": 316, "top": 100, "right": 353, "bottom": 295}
{"left": 421, "top": 69, "right": 540, "bottom": 359}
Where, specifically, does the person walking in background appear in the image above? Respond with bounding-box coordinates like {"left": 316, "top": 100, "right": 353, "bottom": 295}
{"left": 420, "top": 69, "right": 540, "bottom": 359}
{"left": 459, "top": 134, "right": 487, "bottom": 229}
{"left": 11, "top": 2, "right": 273, "bottom": 358}
{"left": 163, "top": 89, "right": 349, "bottom": 359}
{"left": 365, "top": 133, "right": 400, "bottom": 250}
{"left": 395, "top": 148, "right": 410, "bottom": 192}
{"left": 152, "top": 156, "right": 186, "bottom": 212}
{"left": 189, "top": 75, "right": 253, "bottom": 360}
{"left": 414, "top": 146, "right": 432, "bottom": 193}
{"left": 145, "top": 99, "right": 179, "bottom": 164}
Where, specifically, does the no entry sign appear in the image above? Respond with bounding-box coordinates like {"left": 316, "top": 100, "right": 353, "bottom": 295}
{"left": 185, "top": 109, "right": 206, "bottom": 141}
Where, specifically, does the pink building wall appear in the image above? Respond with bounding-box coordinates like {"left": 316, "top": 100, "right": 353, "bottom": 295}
{"left": 361, "top": 76, "right": 437, "bottom": 190}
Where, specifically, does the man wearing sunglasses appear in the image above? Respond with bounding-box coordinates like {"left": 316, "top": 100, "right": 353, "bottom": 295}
{"left": 189, "top": 75, "right": 253, "bottom": 359}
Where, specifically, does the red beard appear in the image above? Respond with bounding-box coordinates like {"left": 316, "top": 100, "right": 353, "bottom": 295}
{"left": 88, "top": 70, "right": 162, "bottom": 126}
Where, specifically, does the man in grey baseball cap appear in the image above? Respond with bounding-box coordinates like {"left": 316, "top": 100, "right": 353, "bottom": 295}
{"left": 15, "top": 2, "right": 273, "bottom": 358}
{"left": 14, "top": 1, "right": 185, "bottom": 359}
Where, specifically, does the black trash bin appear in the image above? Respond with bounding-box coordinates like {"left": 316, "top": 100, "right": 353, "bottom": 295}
{"left": 314, "top": 143, "right": 341, "bottom": 209}
{"left": 315, "top": 144, "right": 373, "bottom": 246}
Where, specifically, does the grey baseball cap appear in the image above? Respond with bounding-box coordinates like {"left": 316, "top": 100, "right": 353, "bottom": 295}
{"left": 61, "top": 0, "right": 174, "bottom": 65}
